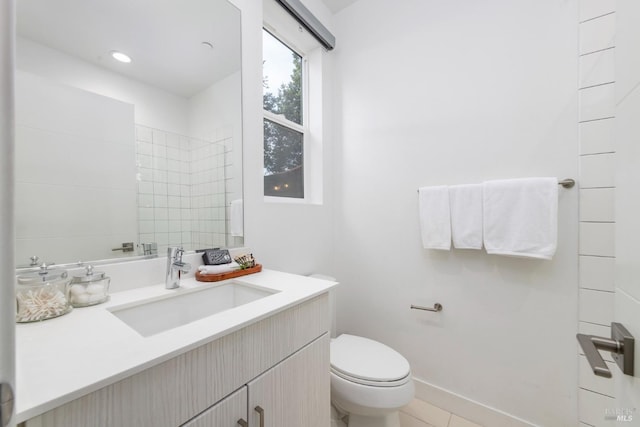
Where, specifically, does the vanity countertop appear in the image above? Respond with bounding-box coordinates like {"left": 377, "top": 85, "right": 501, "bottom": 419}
{"left": 15, "top": 269, "right": 337, "bottom": 423}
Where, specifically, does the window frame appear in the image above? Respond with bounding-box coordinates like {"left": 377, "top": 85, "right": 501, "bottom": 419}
{"left": 262, "top": 27, "right": 310, "bottom": 202}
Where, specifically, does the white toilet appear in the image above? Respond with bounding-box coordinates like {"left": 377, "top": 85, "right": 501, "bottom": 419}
{"left": 308, "top": 274, "right": 415, "bottom": 427}
{"left": 330, "top": 334, "right": 415, "bottom": 427}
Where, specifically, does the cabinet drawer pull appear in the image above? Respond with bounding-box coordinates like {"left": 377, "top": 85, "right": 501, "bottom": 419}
{"left": 237, "top": 419, "right": 248, "bottom": 427}
{"left": 254, "top": 406, "right": 265, "bottom": 427}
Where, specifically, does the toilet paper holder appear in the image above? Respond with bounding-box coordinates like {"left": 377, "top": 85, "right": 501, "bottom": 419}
{"left": 410, "top": 303, "right": 443, "bottom": 312}
{"left": 576, "top": 322, "right": 634, "bottom": 378}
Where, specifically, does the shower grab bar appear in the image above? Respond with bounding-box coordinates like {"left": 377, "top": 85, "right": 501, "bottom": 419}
{"left": 410, "top": 303, "right": 443, "bottom": 312}
{"left": 416, "top": 178, "right": 575, "bottom": 192}
{"left": 576, "top": 322, "right": 634, "bottom": 378}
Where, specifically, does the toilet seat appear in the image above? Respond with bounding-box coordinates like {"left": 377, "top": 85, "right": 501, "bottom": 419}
{"left": 330, "top": 334, "right": 411, "bottom": 388}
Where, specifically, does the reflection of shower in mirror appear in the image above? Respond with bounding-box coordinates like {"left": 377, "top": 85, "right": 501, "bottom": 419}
{"left": 14, "top": 0, "right": 243, "bottom": 268}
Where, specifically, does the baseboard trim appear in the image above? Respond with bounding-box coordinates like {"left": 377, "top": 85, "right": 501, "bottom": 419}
{"left": 412, "top": 377, "right": 537, "bottom": 427}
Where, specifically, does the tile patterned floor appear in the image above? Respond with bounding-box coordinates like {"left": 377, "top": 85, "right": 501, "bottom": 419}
{"left": 400, "top": 398, "right": 483, "bottom": 427}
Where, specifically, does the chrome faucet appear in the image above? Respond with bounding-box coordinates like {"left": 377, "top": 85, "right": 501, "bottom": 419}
{"left": 165, "top": 247, "right": 191, "bottom": 289}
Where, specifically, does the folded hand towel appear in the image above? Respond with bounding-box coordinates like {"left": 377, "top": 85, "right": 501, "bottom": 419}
{"left": 198, "top": 262, "right": 241, "bottom": 275}
{"left": 483, "top": 178, "right": 558, "bottom": 260}
{"left": 449, "top": 184, "right": 483, "bottom": 249}
{"left": 418, "top": 186, "right": 451, "bottom": 250}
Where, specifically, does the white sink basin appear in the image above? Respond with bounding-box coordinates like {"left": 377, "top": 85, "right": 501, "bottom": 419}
{"left": 108, "top": 282, "right": 278, "bottom": 337}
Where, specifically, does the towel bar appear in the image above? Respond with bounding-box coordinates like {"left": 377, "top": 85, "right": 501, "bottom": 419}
{"left": 410, "top": 303, "right": 443, "bottom": 312}
{"left": 416, "top": 178, "right": 575, "bottom": 192}
{"left": 558, "top": 178, "right": 575, "bottom": 188}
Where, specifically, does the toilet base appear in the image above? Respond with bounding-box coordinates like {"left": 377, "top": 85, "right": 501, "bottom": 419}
{"left": 347, "top": 411, "right": 400, "bottom": 427}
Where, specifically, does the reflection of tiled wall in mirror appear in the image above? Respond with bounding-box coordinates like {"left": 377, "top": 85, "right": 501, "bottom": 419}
{"left": 135, "top": 125, "right": 233, "bottom": 253}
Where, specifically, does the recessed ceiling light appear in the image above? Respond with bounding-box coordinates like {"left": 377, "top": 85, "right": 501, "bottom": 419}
{"left": 110, "top": 51, "right": 132, "bottom": 63}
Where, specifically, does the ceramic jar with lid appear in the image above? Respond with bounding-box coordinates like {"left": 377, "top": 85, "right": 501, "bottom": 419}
{"left": 69, "top": 265, "right": 110, "bottom": 307}
{"left": 16, "top": 264, "right": 72, "bottom": 323}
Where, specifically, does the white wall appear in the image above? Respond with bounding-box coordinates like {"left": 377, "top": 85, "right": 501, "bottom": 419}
{"left": 331, "top": 1, "right": 578, "bottom": 425}
{"left": 233, "top": 0, "right": 336, "bottom": 275}
{"left": 614, "top": 0, "right": 640, "bottom": 423}
{"left": 189, "top": 70, "right": 243, "bottom": 201}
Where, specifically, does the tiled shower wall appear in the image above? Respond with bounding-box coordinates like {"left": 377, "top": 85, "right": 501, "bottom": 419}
{"left": 135, "top": 125, "right": 234, "bottom": 255}
{"left": 577, "top": 1, "right": 617, "bottom": 425}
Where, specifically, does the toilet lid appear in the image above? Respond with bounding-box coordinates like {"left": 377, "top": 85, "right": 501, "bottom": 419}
{"left": 330, "top": 334, "right": 411, "bottom": 386}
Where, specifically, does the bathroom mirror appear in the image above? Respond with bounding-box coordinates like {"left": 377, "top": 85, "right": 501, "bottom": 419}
{"left": 14, "top": 0, "right": 243, "bottom": 268}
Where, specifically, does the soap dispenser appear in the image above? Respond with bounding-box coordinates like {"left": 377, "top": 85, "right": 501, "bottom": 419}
{"left": 69, "top": 265, "right": 110, "bottom": 307}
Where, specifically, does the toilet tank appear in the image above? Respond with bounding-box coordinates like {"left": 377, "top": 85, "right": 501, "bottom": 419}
{"left": 309, "top": 274, "right": 338, "bottom": 338}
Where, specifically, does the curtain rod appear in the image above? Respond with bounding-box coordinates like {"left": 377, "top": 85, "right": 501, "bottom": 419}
{"left": 275, "top": 0, "right": 336, "bottom": 50}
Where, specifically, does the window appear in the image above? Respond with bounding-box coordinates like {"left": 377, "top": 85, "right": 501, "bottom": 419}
{"left": 263, "top": 29, "right": 306, "bottom": 199}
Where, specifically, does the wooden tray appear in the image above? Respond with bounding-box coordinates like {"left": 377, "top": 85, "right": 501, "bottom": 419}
{"left": 195, "top": 264, "right": 262, "bottom": 282}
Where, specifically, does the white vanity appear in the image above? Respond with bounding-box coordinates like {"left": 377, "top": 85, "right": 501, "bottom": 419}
{"left": 16, "top": 269, "right": 337, "bottom": 427}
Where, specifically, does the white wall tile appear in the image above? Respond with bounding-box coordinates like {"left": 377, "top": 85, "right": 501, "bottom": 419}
{"left": 580, "top": 255, "right": 615, "bottom": 291}
{"left": 580, "top": 13, "right": 616, "bottom": 55}
{"left": 579, "top": 289, "right": 615, "bottom": 326}
{"left": 580, "top": 153, "right": 615, "bottom": 188}
{"left": 580, "top": 188, "right": 615, "bottom": 222}
{"left": 139, "top": 220, "right": 154, "bottom": 234}
{"left": 136, "top": 126, "right": 152, "bottom": 143}
{"left": 138, "top": 155, "right": 153, "bottom": 169}
{"left": 579, "top": 355, "right": 616, "bottom": 398}
{"left": 580, "top": 83, "right": 616, "bottom": 121}
{"left": 613, "top": 290, "right": 640, "bottom": 415}
{"left": 578, "top": 388, "right": 616, "bottom": 426}
{"left": 579, "top": 321, "right": 611, "bottom": 337}
{"left": 580, "top": 49, "right": 615, "bottom": 89}
{"left": 580, "top": 222, "right": 615, "bottom": 256}
{"left": 138, "top": 207, "right": 153, "bottom": 220}
{"left": 579, "top": 118, "right": 615, "bottom": 155}
{"left": 152, "top": 129, "right": 166, "bottom": 146}
{"left": 614, "top": 0, "right": 640, "bottom": 105}
{"left": 580, "top": 0, "right": 615, "bottom": 22}
{"left": 138, "top": 182, "right": 153, "bottom": 195}
{"left": 615, "top": 72, "right": 640, "bottom": 304}
{"left": 136, "top": 141, "right": 152, "bottom": 156}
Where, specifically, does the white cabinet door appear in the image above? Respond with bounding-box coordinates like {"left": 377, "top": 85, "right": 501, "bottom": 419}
{"left": 248, "top": 334, "right": 329, "bottom": 427}
{"left": 181, "top": 387, "right": 247, "bottom": 427}
{"left": 0, "top": 1, "right": 16, "bottom": 426}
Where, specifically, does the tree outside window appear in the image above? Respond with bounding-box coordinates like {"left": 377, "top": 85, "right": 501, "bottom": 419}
{"left": 263, "top": 30, "right": 304, "bottom": 198}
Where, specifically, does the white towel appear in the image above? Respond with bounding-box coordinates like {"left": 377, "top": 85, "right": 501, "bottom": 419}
{"left": 483, "top": 178, "right": 558, "bottom": 260}
{"left": 198, "top": 262, "right": 241, "bottom": 275}
{"left": 418, "top": 186, "right": 451, "bottom": 250}
{"left": 449, "top": 184, "right": 483, "bottom": 249}
{"left": 230, "top": 199, "right": 243, "bottom": 237}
